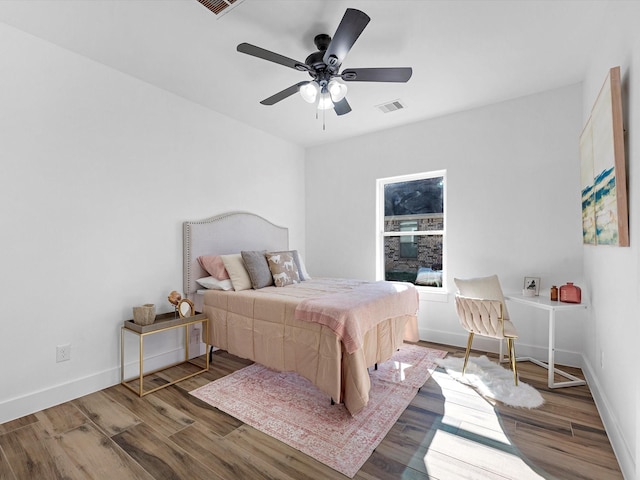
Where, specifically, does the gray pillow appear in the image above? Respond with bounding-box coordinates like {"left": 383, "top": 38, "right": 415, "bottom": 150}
{"left": 241, "top": 250, "right": 273, "bottom": 289}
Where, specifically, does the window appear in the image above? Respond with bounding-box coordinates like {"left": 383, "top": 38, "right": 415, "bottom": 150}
{"left": 377, "top": 170, "right": 445, "bottom": 288}
{"left": 399, "top": 220, "right": 418, "bottom": 258}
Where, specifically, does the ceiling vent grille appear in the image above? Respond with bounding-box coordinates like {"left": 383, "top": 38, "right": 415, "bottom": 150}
{"left": 376, "top": 99, "right": 406, "bottom": 113}
{"left": 196, "top": 0, "right": 244, "bottom": 18}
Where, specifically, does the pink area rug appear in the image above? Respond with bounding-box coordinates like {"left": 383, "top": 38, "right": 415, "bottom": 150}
{"left": 190, "top": 344, "right": 446, "bottom": 477}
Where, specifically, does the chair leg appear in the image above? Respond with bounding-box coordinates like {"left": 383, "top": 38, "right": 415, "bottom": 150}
{"left": 463, "top": 332, "right": 474, "bottom": 376}
{"left": 507, "top": 338, "right": 518, "bottom": 386}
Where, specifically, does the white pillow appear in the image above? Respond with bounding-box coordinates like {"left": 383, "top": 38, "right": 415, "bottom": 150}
{"left": 196, "top": 276, "right": 233, "bottom": 291}
{"left": 297, "top": 253, "right": 311, "bottom": 280}
{"left": 221, "top": 254, "right": 252, "bottom": 291}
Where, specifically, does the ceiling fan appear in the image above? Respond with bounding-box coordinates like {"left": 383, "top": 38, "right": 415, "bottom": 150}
{"left": 237, "top": 8, "right": 412, "bottom": 116}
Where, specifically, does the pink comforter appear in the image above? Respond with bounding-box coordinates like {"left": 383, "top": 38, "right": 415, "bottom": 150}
{"left": 201, "top": 278, "right": 419, "bottom": 415}
{"left": 295, "top": 281, "right": 419, "bottom": 354}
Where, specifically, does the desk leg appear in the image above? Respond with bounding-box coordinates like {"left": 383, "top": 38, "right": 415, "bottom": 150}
{"left": 515, "top": 306, "right": 586, "bottom": 388}
{"left": 548, "top": 309, "right": 556, "bottom": 388}
{"left": 508, "top": 297, "right": 587, "bottom": 388}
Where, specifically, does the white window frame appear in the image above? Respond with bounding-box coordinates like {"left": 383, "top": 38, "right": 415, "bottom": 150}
{"left": 376, "top": 170, "right": 447, "bottom": 294}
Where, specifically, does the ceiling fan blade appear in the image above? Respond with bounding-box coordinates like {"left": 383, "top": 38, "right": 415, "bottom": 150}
{"left": 333, "top": 97, "right": 352, "bottom": 116}
{"left": 260, "top": 81, "right": 308, "bottom": 105}
{"left": 341, "top": 67, "right": 413, "bottom": 82}
{"left": 237, "top": 43, "right": 310, "bottom": 72}
{"left": 323, "top": 8, "right": 370, "bottom": 72}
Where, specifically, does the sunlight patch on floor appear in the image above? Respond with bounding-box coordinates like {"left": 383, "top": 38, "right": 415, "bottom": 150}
{"left": 389, "top": 361, "right": 412, "bottom": 381}
{"left": 424, "top": 370, "right": 545, "bottom": 479}
{"left": 424, "top": 430, "right": 545, "bottom": 479}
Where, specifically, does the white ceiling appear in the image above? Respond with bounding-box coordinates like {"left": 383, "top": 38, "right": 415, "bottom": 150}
{"left": 0, "top": 0, "right": 608, "bottom": 148}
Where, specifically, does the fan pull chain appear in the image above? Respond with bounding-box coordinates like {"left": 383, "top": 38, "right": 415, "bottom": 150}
{"left": 314, "top": 102, "right": 327, "bottom": 131}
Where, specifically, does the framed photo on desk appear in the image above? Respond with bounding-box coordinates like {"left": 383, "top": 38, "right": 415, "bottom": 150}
{"left": 523, "top": 276, "right": 540, "bottom": 296}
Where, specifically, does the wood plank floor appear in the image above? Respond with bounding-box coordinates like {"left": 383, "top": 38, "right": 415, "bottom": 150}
{"left": 0, "top": 341, "right": 623, "bottom": 479}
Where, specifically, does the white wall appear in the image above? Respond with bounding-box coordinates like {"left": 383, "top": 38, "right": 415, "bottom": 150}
{"left": 306, "top": 83, "right": 585, "bottom": 365}
{"left": 306, "top": 7, "right": 640, "bottom": 472}
{"left": 0, "top": 23, "right": 305, "bottom": 423}
{"left": 579, "top": 3, "right": 640, "bottom": 479}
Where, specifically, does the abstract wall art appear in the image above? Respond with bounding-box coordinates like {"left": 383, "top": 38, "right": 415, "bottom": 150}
{"left": 579, "top": 66, "right": 629, "bottom": 246}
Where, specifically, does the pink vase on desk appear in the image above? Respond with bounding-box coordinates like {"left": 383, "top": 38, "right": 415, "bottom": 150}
{"left": 559, "top": 282, "right": 581, "bottom": 303}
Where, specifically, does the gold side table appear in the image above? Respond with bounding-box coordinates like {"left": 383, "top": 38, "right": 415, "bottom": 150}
{"left": 121, "top": 312, "right": 209, "bottom": 396}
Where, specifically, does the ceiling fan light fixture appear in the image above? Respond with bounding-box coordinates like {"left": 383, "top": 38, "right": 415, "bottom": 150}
{"left": 317, "top": 92, "right": 334, "bottom": 110}
{"left": 237, "top": 8, "right": 412, "bottom": 119}
{"left": 300, "top": 81, "right": 320, "bottom": 103}
{"left": 327, "top": 79, "right": 347, "bottom": 102}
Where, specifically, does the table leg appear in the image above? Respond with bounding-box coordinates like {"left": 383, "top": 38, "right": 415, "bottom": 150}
{"left": 121, "top": 317, "right": 209, "bottom": 397}
{"left": 548, "top": 309, "right": 556, "bottom": 388}
{"left": 506, "top": 295, "right": 587, "bottom": 388}
{"left": 514, "top": 305, "right": 586, "bottom": 388}
{"left": 139, "top": 334, "right": 144, "bottom": 397}
{"left": 185, "top": 325, "right": 189, "bottom": 362}
{"left": 120, "top": 327, "right": 124, "bottom": 384}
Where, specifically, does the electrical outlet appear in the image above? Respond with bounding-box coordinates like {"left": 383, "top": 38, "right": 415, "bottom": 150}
{"left": 56, "top": 344, "right": 71, "bottom": 363}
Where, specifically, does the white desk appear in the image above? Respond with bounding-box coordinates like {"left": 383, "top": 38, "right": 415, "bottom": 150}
{"left": 504, "top": 293, "right": 587, "bottom": 388}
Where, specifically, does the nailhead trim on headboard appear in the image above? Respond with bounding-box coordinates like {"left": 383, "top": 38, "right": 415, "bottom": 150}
{"left": 183, "top": 211, "right": 289, "bottom": 301}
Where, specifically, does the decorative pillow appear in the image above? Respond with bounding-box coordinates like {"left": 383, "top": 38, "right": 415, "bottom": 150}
{"left": 267, "top": 250, "right": 308, "bottom": 281}
{"left": 266, "top": 251, "right": 300, "bottom": 287}
{"left": 241, "top": 250, "right": 273, "bottom": 289}
{"left": 196, "top": 276, "right": 233, "bottom": 291}
{"left": 197, "top": 255, "right": 230, "bottom": 280}
{"left": 221, "top": 254, "right": 252, "bottom": 291}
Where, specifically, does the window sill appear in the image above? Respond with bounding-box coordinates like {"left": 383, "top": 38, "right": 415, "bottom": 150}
{"left": 416, "top": 288, "right": 449, "bottom": 303}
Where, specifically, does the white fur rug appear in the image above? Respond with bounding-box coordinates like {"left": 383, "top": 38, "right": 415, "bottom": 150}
{"left": 436, "top": 355, "right": 544, "bottom": 409}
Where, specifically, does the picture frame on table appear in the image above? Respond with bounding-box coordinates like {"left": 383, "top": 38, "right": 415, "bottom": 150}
{"left": 177, "top": 298, "right": 195, "bottom": 318}
{"left": 523, "top": 277, "right": 540, "bottom": 296}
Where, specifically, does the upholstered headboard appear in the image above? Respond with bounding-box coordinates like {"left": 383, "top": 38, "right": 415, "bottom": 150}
{"left": 183, "top": 211, "right": 289, "bottom": 303}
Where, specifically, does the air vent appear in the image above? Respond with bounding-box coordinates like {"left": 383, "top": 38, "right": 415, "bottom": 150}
{"left": 376, "top": 99, "right": 406, "bottom": 113}
{"left": 196, "top": 0, "right": 244, "bottom": 18}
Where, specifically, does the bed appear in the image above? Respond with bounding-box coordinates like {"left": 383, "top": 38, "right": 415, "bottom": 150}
{"left": 183, "top": 211, "right": 419, "bottom": 415}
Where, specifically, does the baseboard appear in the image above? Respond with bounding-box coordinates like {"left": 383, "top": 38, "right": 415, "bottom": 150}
{"left": 0, "top": 366, "right": 119, "bottom": 425}
{"left": 419, "top": 328, "right": 583, "bottom": 367}
{"left": 0, "top": 344, "right": 206, "bottom": 425}
{"left": 581, "top": 356, "right": 635, "bottom": 480}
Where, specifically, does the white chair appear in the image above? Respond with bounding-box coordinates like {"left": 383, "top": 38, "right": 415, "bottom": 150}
{"left": 453, "top": 275, "right": 519, "bottom": 385}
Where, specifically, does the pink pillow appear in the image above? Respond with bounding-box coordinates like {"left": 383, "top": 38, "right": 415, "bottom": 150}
{"left": 197, "top": 255, "right": 230, "bottom": 280}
